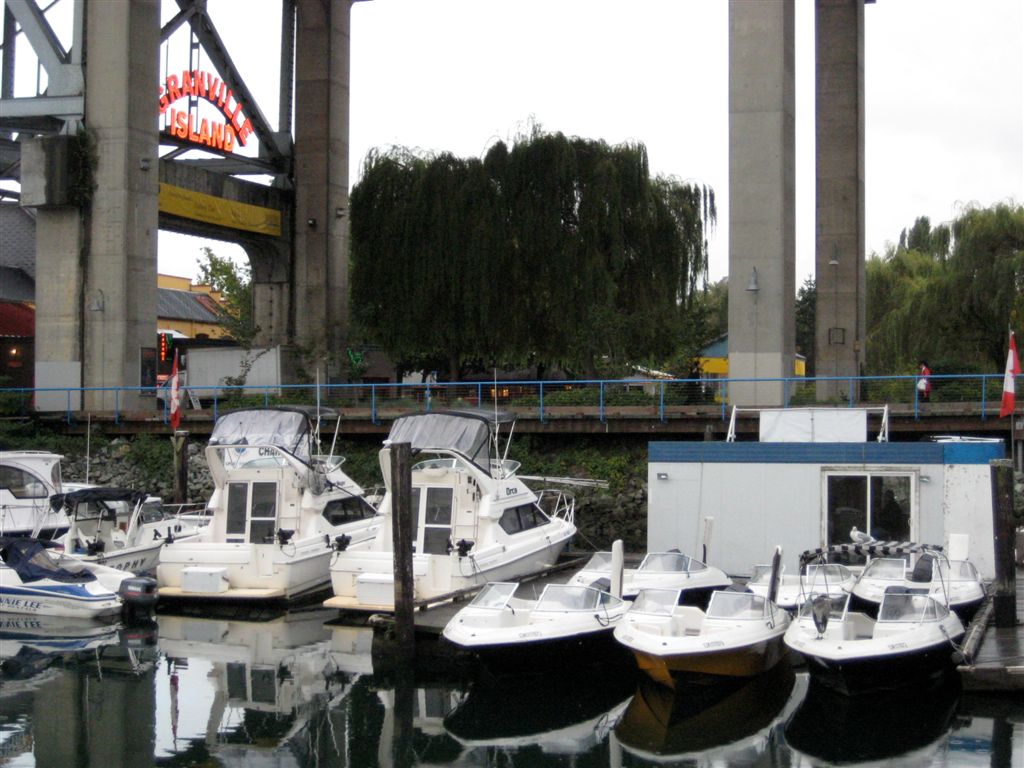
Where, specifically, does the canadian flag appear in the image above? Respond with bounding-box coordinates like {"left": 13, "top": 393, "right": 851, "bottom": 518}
{"left": 999, "top": 332, "right": 1020, "bottom": 418}
{"left": 169, "top": 349, "right": 182, "bottom": 430}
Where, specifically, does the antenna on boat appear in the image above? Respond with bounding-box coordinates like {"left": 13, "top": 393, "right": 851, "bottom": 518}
{"left": 315, "top": 367, "right": 323, "bottom": 448}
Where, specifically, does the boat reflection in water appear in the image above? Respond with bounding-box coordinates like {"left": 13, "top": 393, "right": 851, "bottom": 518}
{"left": 613, "top": 661, "right": 799, "bottom": 763}
{"left": 157, "top": 608, "right": 353, "bottom": 766}
{"left": 785, "top": 673, "right": 962, "bottom": 764}
{"left": 443, "top": 664, "right": 635, "bottom": 758}
{"left": 0, "top": 614, "right": 158, "bottom": 766}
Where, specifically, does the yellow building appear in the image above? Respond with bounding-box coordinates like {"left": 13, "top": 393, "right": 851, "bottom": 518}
{"left": 157, "top": 274, "right": 230, "bottom": 340}
{"left": 698, "top": 334, "right": 806, "bottom": 401}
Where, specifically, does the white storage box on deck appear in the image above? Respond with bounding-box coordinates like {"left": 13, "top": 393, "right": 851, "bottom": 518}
{"left": 182, "top": 566, "right": 229, "bottom": 594}
{"left": 356, "top": 573, "right": 396, "bottom": 605}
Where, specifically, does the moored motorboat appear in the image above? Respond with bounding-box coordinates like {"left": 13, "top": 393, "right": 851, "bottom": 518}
{"left": 746, "top": 561, "right": 855, "bottom": 612}
{"left": 567, "top": 549, "right": 732, "bottom": 606}
{"left": 0, "top": 451, "right": 68, "bottom": 538}
{"left": 850, "top": 547, "right": 985, "bottom": 622}
{"left": 157, "top": 406, "right": 383, "bottom": 602}
{"left": 0, "top": 537, "right": 157, "bottom": 619}
{"left": 442, "top": 581, "right": 631, "bottom": 677}
{"left": 614, "top": 548, "right": 791, "bottom": 689}
{"left": 325, "top": 409, "right": 577, "bottom": 612}
{"left": 48, "top": 487, "right": 181, "bottom": 574}
{"left": 783, "top": 589, "right": 965, "bottom": 695}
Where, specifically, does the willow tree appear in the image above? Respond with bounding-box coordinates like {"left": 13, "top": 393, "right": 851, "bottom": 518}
{"left": 865, "top": 203, "right": 1024, "bottom": 374}
{"left": 349, "top": 131, "right": 716, "bottom": 378}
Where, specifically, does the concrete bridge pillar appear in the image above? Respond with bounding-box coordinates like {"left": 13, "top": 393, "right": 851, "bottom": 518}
{"left": 815, "top": 0, "right": 867, "bottom": 401}
{"left": 25, "top": 0, "right": 159, "bottom": 412}
{"left": 292, "top": 0, "right": 356, "bottom": 376}
{"left": 82, "top": 0, "right": 159, "bottom": 410}
{"left": 728, "top": 0, "right": 796, "bottom": 406}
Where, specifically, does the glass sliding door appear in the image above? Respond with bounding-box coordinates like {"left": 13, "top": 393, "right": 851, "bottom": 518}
{"left": 825, "top": 472, "right": 914, "bottom": 561}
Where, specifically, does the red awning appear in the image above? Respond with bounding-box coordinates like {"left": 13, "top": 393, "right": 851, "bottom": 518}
{"left": 0, "top": 301, "right": 35, "bottom": 337}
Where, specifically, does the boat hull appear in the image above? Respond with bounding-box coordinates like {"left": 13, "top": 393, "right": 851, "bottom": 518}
{"left": 630, "top": 633, "right": 789, "bottom": 688}
{"left": 450, "top": 625, "right": 632, "bottom": 679}
{"left": 157, "top": 541, "right": 335, "bottom": 602}
{"left": 0, "top": 581, "right": 122, "bottom": 618}
{"left": 801, "top": 641, "right": 962, "bottom": 695}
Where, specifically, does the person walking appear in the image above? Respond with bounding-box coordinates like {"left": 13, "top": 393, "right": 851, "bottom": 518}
{"left": 917, "top": 360, "right": 932, "bottom": 402}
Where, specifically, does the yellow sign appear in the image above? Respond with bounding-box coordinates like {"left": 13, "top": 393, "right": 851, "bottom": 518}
{"left": 158, "top": 183, "right": 281, "bottom": 237}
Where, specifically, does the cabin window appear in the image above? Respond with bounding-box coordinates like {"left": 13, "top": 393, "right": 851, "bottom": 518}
{"left": 250, "top": 668, "right": 277, "bottom": 704}
{"left": 499, "top": 503, "right": 549, "bottom": 535}
{"left": 0, "top": 466, "right": 48, "bottom": 499}
{"left": 226, "top": 482, "right": 248, "bottom": 537}
{"left": 825, "top": 472, "right": 913, "bottom": 562}
{"left": 322, "top": 496, "right": 377, "bottom": 526}
{"left": 423, "top": 487, "right": 453, "bottom": 555}
{"left": 249, "top": 482, "right": 278, "bottom": 544}
{"left": 226, "top": 663, "right": 247, "bottom": 699}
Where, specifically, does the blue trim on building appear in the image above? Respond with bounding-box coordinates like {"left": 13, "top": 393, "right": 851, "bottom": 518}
{"left": 648, "top": 441, "right": 1005, "bottom": 465}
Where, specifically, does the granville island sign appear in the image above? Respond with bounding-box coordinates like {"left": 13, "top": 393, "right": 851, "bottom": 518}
{"left": 159, "top": 68, "right": 254, "bottom": 152}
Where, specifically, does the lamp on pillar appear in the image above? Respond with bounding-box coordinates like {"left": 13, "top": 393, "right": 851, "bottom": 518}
{"left": 87, "top": 289, "right": 105, "bottom": 312}
{"left": 746, "top": 267, "right": 759, "bottom": 292}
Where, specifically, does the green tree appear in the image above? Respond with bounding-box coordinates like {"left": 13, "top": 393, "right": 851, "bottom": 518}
{"left": 795, "top": 275, "right": 816, "bottom": 376}
{"left": 866, "top": 201, "right": 1023, "bottom": 374}
{"left": 196, "top": 247, "right": 256, "bottom": 345}
{"left": 349, "top": 131, "right": 716, "bottom": 379}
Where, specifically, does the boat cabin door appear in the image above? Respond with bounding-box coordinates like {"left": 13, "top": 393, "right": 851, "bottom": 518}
{"left": 410, "top": 485, "right": 456, "bottom": 555}
{"left": 225, "top": 480, "right": 280, "bottom": 546}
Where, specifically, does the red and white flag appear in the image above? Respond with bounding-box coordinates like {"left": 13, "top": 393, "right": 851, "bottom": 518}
{"left": 169, "top": 349, "right": 182, "bottom": 430}
{"left": 999, "top": 331, "right": 1020, "bottom": 418}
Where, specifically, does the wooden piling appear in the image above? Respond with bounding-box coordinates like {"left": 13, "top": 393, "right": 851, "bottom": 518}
{"left": 391, "top": 441, "right": 416, "bottom": 652}
{"left": 171, "top": 430, "right": 189, "bottom": 504}
{"left": 989, "top": 459, "right": 1018, "bottom": 628}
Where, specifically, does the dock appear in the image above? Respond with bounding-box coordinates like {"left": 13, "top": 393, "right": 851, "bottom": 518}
{"left": 958, "top": 574, "right": 1024, "bottom": 692}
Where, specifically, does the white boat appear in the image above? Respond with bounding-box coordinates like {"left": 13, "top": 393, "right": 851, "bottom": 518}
{"left": 325, "top": 409, "right": 577, "bottom": 612}
{"left": 614, "top": 547, "right": 790, "bottom": 688}
{"left": 0, "top": 536, "right": 157, "bottom": 619}
{"left": 48, "top": 486, "right": 204, "bottom": 575}
{"left": 566, "top": 549, "right": 732, "bottom": 605}
{"left": 157, "top": 406, "right": 383, "bottom": 602}
{"left": 0, "top": 451, "right": 68, "bottom": 538}
{"left": 783, "top": 590, "right": 965, "bottom": 695}
{"left": 442, "top": 581, "right": 630, "bottom": 676}
{"left": 850, "top": 547, "right": 985, "bottom": 622}
{"left": 746, "top": 562, "right": 855, "bottom": 611}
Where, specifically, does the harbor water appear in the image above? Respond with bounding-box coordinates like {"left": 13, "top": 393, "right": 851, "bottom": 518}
{"left": 0, "top": 607, "right": 1020, "bottom": 767}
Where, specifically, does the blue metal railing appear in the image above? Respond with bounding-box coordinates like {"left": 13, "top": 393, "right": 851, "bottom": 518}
{"left": 0, "top": 372, "right": 1015, "bottom": 427}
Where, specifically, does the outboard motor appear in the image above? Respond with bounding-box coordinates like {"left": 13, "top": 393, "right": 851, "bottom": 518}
{"left": 118, "top": 576, "right": 159, "bottom": 622}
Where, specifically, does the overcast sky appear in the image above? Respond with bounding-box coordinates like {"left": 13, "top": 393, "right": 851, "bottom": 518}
{"left": 12, "top": 0, "right": 1024, "bottom": 288}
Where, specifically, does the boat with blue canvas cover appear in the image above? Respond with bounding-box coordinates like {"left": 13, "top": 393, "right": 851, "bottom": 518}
{"left": 0, "top": 537, "right": 157, "bottom": 619}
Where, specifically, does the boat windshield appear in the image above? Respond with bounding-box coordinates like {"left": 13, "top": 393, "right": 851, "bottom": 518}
{"left": 629, "top": 588, "right": 680, "bottom": 616}
{"left": 638, "top": 552, "right": 706, "bottom": 574}
{"left": 748, "top": 564, "right": 776, "bottom": 585}
{"left": 861, "top": 558, "right": 907, "bottom": 581}
{"left": 937, "top": 560, "right": 979, "bottom": 582}
{"left": 805, "top": 564, "right": 851, "bottom": 585}
{"left": 580, "top": 552, "right": 614, "bottom": 571}
{"left": 797, "top": 593, "right": 850, "bottom": 621}
{"left": 878, "top": 592, "right": 949, "bottom": 622}
{"left": 208, "top": 409, "right": 313, "bottom": 464}
{"left": 536, "top": 585, "right": 617, "bottom": 611}
{"left": 468, "top": 582, "right": 519, "bottom": 609}
{"left": 707, "top": 591, "right": 767, "bottom": 620}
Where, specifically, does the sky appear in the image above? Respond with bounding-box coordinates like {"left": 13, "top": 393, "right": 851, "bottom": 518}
{"left": 9, "top": 0, "right": 1024, "bottom": 288}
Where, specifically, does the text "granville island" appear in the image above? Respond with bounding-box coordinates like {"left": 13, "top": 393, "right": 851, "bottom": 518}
{"left": 159, "top": 69, "right": 254, "bottom": 152}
